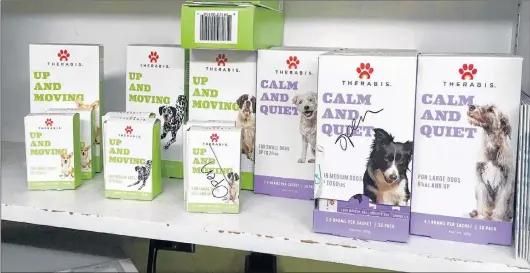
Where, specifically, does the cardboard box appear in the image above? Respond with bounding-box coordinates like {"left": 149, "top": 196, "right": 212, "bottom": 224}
{"left": 46, "top": 108, "right": 95, "bottom": 180}
{"left": 188, "top": 49, "right": 256, "bottom": 190}
{"left": 125, "top": 45, "right": 189, "bottom": 179}
{"left": 411, "top": 54, "right": 523, "bottom": 245}
{"left": 24, "top": 113, "right": 82, "bottom": 190}
{"left": 186, "top": 125, "right": 242, "bottom": 213}
{"left": 314, "top": 50, "right": 418, "bottom": 242}
{"left": 29, "top": 44, "right": 104, "bottom": 173}
{"left": 183, "top": 119, "right": 236, "bottom": 200}
{"left": 103, "top": 117, "right": 162, "bottom": 201}
{"left": 181, "top": 4, "right": 283, "bottom": 50}
{"left": 254, "top": 47, "right": 335, "bottom": 200}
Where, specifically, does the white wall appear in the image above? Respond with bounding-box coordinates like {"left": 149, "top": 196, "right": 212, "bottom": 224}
{"left": 1, "top": 0, "right": 522, "bottom": 142}
{"left": 519, "top": 1, "right": 530, "bottom": 96}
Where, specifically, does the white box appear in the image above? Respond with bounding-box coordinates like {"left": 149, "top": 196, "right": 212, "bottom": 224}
{"left": 255, "top": 47, "right": 334, "bottom": 200}
{"left": 103, "top": 117, "right": 162, "bottom": 201}
{"left": 29, "top": 44, "right": 104, "bottom": 173}
{"left": 314, "top": 50, "right": 417, "bottom": 242}
{"left": 411, "top": 54, "right": 523, "bottom": 245}
{"left": 24, "top": 113, "right": 82, "bottom": 190}
{"left": 126, "top": 45, "right": 188, "bottom": 179}
{"left": 183, "top": 119, "right": 236, "bottom": 200}
{"left": 46, "top": 108, "right": 95, "bottom": 179}
{"left": 186, "top": 126, "right": 242, "bottom": 213}
{"left": 188, "top": 49, "right": 256, "bottom": 190}
{"left": 102, "top": 112, "right": 156, "bottom": 174}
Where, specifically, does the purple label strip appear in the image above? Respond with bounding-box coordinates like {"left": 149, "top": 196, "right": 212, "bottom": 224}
{"left": 313, "top": 209, "right": 410, "bottom": 243}
{"left": 254, "top": 175, "right": 313, "bottom": 200}
{"left": 410, "top": 212, "right": 513, "bottom": 245}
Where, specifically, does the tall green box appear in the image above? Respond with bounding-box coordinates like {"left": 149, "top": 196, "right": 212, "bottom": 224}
{"left": 181, "top": 3, "right": 284, "bottom": 50}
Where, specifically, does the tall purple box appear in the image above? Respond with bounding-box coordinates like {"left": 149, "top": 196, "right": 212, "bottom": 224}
{"left": 312, "top": 50, "right": 418, "bottom": 242}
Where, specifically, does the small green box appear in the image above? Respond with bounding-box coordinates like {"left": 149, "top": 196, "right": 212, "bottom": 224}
{"left": 185, "top": 0, "right": 283, "bottom": 11}
{"left": 181, "top": 4, "right": 284, "bottom": 50}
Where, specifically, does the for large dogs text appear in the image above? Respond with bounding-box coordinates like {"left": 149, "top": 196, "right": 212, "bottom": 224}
{"left": 32, "top": 72, "right": 84, "bottom": 103}
{"left": 419, "top": 94, "right": 477, "bottom": 138}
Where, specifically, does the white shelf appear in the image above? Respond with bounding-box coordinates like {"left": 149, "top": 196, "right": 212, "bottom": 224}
{"left": 2, "top": 142, "right": 529, "bottom": 272}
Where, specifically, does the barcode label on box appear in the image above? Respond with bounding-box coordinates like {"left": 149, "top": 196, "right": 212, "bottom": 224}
{"left": 195, "top": 11, "right": 238, "bottom": 44}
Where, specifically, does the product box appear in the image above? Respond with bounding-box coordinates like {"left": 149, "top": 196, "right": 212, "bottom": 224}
{"left": 186, "top": 125, "right": 242, "bottom": 213}
{"left": 255, "top": 47, "right": 335, "bottom": 200}
{"left": 411, "top": 54, "right": 523, "bottom": 245}
{"left": 46, "top": 108, "right": 95, "bottom": 179}
{"left": 103, "top": 117, "right": 162, "bottom": 201}
{"left": 24, "top": 113, "right": 82, "bottom": 190}
{"left": 313, "top": 50, "right": 418, "bottom": 242}
{"left": 183, "top": 119, "right": 237, "bottom": 200}
{"left": 29, "top": 44, "right": 104, "bottom": 173}
{"left": 188, "top": 49, "right": 256, "bottom": 190}
{"left": 181, "top": 4, "right": 284, "bottom": 50}
{"left": 185, "top": 0, "right": 283, "bottom": 11}
{"left": 102, "top": 112, "right": 156, "bottom": 174}
{"left": 125, "top": 45, "right": 189, "bottom": 179}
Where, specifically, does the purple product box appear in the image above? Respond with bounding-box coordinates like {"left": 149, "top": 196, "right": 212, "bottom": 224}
{"left": 410, "top": 54, "right": 523, "bottom": 245}
{"left": 314, "top": 196, "right": 410, "bottom": 243}
{"left": 254, "top": 47, "right": 338, "bottom": 200}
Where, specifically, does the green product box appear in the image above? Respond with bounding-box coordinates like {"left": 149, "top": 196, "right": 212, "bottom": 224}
{"left": 185, "top": 0, "right": 283, "bottom": 11}
{"left": 181, "top": 4, "right": 284, "bottom": 50}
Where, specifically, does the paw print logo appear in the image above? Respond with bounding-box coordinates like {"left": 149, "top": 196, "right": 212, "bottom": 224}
{"left": 125, "top": 126, "right": 133, "bottom": 134}
{"left": 356, "top": 63, "right": 374, "bottom": 79}
{"left": 459, "top": 64, "right": 477, "bottom": 80}
{"left": 57, "top": 49, "right": 70, "bottom": 62}
{"left": 216, "top": 54, "right": 227, "bottom": 66}
{"left": 45, "top": 118, "right": 53, "bottom": 126}
{"left": 286, "top": 56, "right": 300, "bottom": 69}
{"left": 148, "top": 51, "right": 159, "bottom": 63}
{"left": 210, "top": 133, "right": 219, "bottom": 142}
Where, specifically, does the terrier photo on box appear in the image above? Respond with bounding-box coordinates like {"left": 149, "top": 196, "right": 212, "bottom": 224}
{"left": 467, "top": 104, "right": 514, "bottom": 222}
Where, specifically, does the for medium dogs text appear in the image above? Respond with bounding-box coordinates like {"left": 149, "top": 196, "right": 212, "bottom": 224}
{"left": 193, "top": 146, "right": 232, "bottom": 199}
{"left": 320, "top": 93, "right": 378, "bottom": 139}
{"left": 32, "top": 72, "right": 84, "bottom": 103}
{"left": 128, "top": 72, "right": 171, "bottom": 104}
{"left": 419, "top": 94, "right": 478, "bottom": 138}
{"left": 190, "top": 77, "right": 239, "bottom": 111}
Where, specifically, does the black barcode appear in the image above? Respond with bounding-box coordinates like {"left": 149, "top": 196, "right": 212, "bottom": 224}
{"left": 197, "top": 12, "right": 235, "bottom": 43}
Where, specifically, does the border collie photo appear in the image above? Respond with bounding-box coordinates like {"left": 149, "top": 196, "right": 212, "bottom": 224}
{"left": 363, "top": 128, "right": 413, "bottom": 206}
